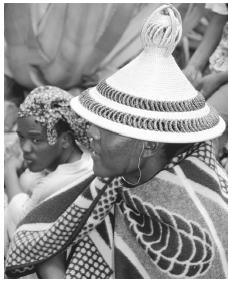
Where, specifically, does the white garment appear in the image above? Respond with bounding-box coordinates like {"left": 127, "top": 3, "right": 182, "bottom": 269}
{"left": 19, "top": 169, "right": 45, "bottom": 195}
{"left": 5, "top": 150, "right": 93, "bottom": 245}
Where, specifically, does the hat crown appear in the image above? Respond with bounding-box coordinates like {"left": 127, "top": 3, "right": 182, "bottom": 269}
{"left": 71, "top": 4, "right": 225, "bottom": 143}
{"left": 141, "top": 4, "right": 182, "bottom": 56}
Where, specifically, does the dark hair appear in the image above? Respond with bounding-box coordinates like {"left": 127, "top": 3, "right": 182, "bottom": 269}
{"left": 55, "top": 117, "right": 90, "bottom": 150}
{"left": 55, "top": 120, "right": 75, "bottom": 143}
{"left": 55, "top": 119, "right": 72, "bottom": 134}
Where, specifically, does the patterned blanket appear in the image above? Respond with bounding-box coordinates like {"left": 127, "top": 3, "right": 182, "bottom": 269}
{"left": 5, "top": 175, "right": 119, "bottom": 278}
{"left": 113, "top": 141, "right": 228, "bottom": 278}
{"left": 5, "top": 141, "right": 228, "bottom": 278}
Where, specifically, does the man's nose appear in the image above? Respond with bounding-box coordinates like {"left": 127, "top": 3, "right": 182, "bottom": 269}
{"left": 87, "top": 124, "right": 101, "bottom": 141}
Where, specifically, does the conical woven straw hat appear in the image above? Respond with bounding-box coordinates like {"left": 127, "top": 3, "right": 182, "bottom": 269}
{"left": 71, "top": 4, "right": 225, "bottom": 143}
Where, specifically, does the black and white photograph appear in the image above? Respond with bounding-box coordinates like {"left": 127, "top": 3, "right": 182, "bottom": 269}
{"left": 4, "top": 2, "right": 228, "bottom": 279}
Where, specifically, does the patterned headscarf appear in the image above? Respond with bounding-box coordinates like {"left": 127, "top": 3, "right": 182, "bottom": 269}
{"left": 18, "top": 86, "right": 90, "bottom": 147}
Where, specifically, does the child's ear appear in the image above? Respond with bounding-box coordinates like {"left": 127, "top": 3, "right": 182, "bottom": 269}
{"left": 59, "top": 131, "right": 71, "bottom": 149}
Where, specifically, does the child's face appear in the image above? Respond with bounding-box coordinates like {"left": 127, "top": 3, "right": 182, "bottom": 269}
{"left": 17, "top": 117, "right": 63, "bottom": 172}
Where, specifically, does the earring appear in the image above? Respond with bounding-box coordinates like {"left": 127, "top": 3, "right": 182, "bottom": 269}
{"left": 122, "top": 143, "right": 144, "bottom": 186}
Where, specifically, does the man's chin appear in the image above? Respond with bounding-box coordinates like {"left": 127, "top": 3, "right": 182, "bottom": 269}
{"left": 93, "top": 166, "right": 115, "bottom": 178}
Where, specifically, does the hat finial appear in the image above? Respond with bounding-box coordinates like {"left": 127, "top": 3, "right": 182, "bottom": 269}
{"left": 141, "top": 4, "right": 182, "bottom": 56}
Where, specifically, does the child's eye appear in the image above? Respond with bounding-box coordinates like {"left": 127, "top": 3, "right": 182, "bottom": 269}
{"left": 32, "top": 138, "right": 41, "bottom": 144}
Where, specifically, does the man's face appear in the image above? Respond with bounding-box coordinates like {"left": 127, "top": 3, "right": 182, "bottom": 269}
{"left": 87, "top": 124, "right": 143, "bottom": 178}
{"left": 17, "top": 117, "right": 62, "bottom": 172}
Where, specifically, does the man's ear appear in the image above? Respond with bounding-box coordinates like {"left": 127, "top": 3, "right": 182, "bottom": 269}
{"left": 142, "top": 141, "right": 160, "bottom": 158}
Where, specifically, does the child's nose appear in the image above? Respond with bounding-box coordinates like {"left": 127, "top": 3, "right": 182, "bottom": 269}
{"left": 21, "top": 139, "right": 32, "bottom": 153}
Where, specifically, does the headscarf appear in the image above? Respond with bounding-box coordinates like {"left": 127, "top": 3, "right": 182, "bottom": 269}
{"left": 18, "top": 85, "right": 90, "bottom": 147}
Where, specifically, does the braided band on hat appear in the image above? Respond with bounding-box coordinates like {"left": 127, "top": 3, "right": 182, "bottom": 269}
{"left": 71, "top": 4, "right": 225, "bottom": 143}
{"left": 79, "top": 90, "right": 219, "bottom": 133}
{"left": 18, "top": 86, "right": 90, "bottom": 147}
{"left": 96, "top": 80, "right": 205, "bottom": 112}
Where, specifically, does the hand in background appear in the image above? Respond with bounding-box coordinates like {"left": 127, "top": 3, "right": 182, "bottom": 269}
{"left": 4, "top": 154, "right": 25, "bottom": 201}
{"left": 199, "top": 73, "right": 225, "bottom": 99}
{"left": 183, "top": 65, "right": 202, "bottom": 89}
{"left": 5, "top": 155, "right": 24, "bottom": 178}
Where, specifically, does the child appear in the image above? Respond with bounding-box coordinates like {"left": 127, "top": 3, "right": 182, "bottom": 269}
{"left": 4, "top": 86, "right": 93, "bottom": 278}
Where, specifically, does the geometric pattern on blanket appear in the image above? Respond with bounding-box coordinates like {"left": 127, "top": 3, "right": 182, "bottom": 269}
{"left": 193, "top": 142, "right": 228, "bottom": 197}
{"left": 6, "top": 203, "right": 87, "bottom": 277}
{"left": 218, "top": 174, "right": 228, "bottom": 196}
{"left": 75, "top": 178, "right": 120, "bottom": 243}
{"left": 166, "top": 141, "right": 216, "bottom": 170}
{"left": 66, "top": 235, "right": 112, "bottom": 279}
{"left": 5, "top": 176, "right": 120, "bottom": 278}
{"left": 166, "top": 141, "right": 228, "bottom": 198}
{"left": 188, "top": 141, "right": 228, "bottom": 199}
{"left": 5, "top": 141, "right": 227, "bottom": 279}
{"left": 117, "top": 189, "right": 214, "bottom": 278}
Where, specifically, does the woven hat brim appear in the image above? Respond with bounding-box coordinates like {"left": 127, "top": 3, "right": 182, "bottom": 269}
{"left": 71, "top": 95, "right": 226, "bottom": 143}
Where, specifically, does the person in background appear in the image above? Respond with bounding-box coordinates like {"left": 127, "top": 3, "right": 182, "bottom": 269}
{"left": 183, "top": 3, "right": 228, "bottom": 170}
{"left": 5, "top": 5, "right": 228, "bottom": 279}
{"left": 4, "top": 86, "right": 93, "bottom": 278}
